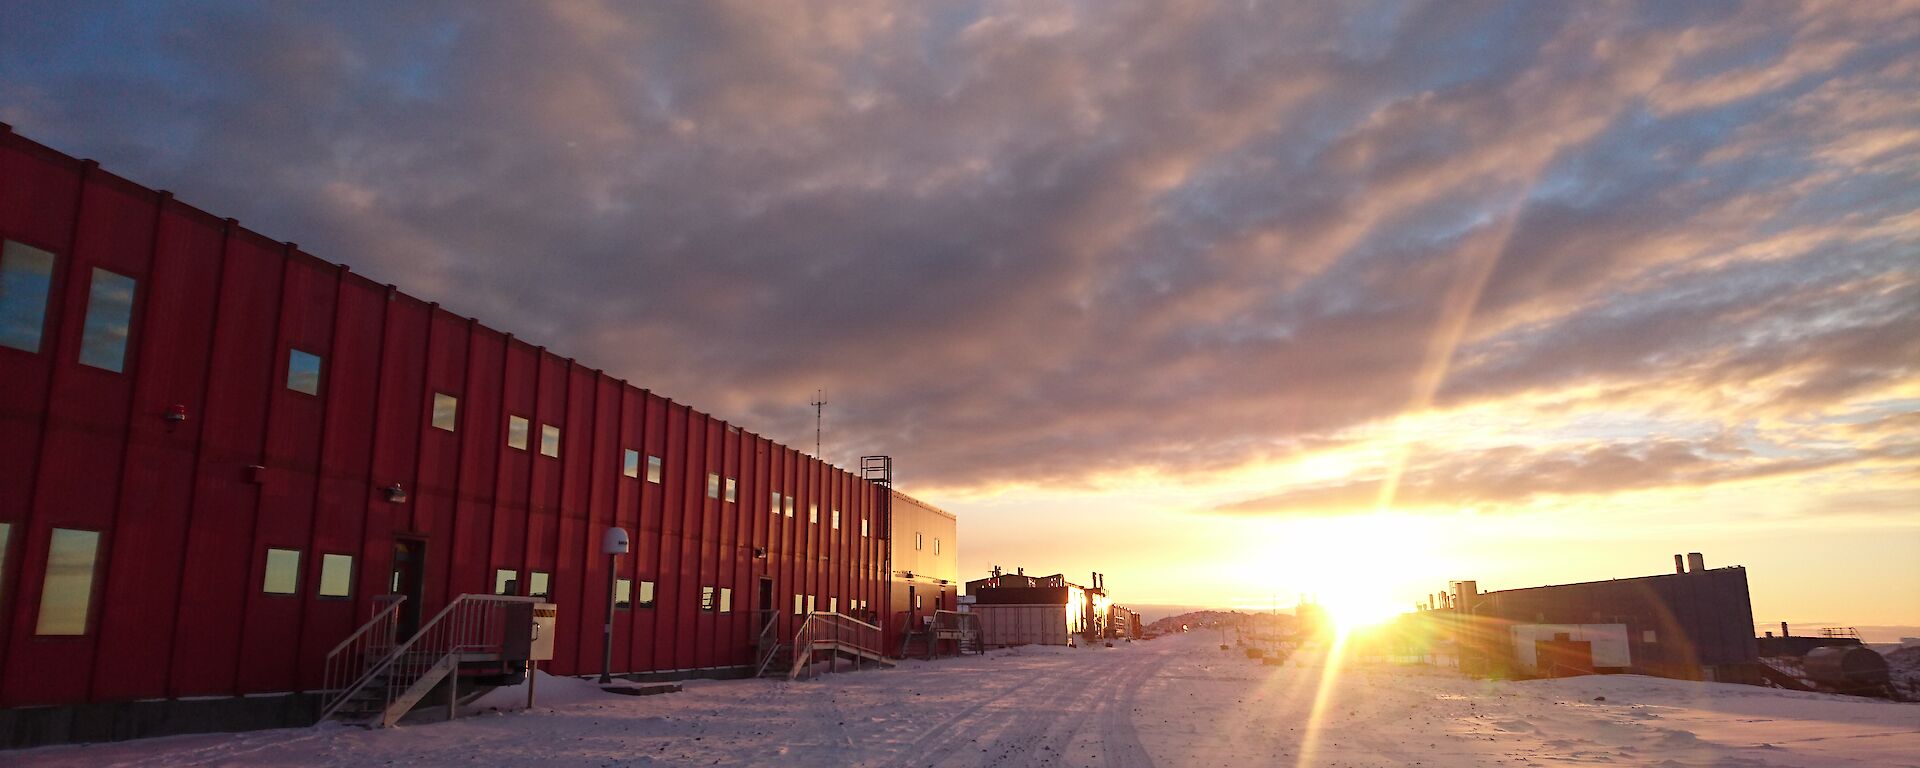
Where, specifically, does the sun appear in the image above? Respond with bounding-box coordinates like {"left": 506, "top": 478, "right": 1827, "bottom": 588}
{"left": 1238, "top": 512, "right": 1444, "bottom": 633}
{"left": 1318, "top": 589, "right": 1405, "bottom": 632}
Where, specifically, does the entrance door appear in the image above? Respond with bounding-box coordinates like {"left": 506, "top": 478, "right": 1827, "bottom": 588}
{"left": 758, "top": 577, "right": 775, "bottom": 630}
{"left": 390, "top": 538, "right": 426, "bottom": 639}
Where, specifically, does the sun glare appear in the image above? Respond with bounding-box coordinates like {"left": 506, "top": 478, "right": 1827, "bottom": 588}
{"left": 1244, "top": 512, "right": 1446, "bottom": 633}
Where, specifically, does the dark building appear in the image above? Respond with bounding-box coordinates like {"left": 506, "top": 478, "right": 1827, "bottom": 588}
{"left": 0, "top": 126, "right": 895, "bottom": 742}
{"left": 1436, "top": 553, "right": 1758, "bottom": 681}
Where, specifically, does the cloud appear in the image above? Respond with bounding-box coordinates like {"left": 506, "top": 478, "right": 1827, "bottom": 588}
{"left": 1214, "top": 432, "right": 1914, "bottom": 516}
{"left": 2, "top": 0, "right": 1916, "bottom": 497}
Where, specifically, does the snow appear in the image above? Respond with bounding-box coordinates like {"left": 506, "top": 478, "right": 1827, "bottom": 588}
{"left": 13, "top": 632, "right": 1919, "bottom": 767}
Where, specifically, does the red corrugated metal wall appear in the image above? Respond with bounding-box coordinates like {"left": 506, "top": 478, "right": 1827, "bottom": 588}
{"left": 0, "top": 126, "right": 893, "bottom": 708}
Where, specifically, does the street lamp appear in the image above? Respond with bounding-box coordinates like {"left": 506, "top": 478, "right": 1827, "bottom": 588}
{"left": 599, "top": 527, "right": 630, "bottom": 684}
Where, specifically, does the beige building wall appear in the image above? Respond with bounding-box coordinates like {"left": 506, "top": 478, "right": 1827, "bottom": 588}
{"left": 889, "top": 490, "right": 959, "bottom": 637}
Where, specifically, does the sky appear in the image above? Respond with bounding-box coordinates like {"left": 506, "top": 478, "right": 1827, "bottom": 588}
{"left": 3, "top": 1, "right": 1916, "bottom": 631}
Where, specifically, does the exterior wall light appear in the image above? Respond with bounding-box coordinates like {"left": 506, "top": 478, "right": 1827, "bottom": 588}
{"left": 384, "top": 483, "right": 407, "bottom": 503}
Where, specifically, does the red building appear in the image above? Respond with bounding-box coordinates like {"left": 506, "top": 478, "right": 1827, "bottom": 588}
{"left": 0, "top": 125, "right": 892, "bottom": 739}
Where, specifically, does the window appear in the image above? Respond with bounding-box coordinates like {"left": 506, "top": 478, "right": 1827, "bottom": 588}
{"left": 529, "top": 571, "right": 551, "bottom": 598}
{"left": 707, "top": 473, "right": 720, "bottom": 499}
{"left": 793, "top": 594, "right": 804, "bottom": 615}
{"left": 916, "top": 532, "right": 923, "bottom": 550}
{"left": 828, "top": 597, "right": 837, "bottom": 614}
{"left": 915, "top": 594, "right": 922, "bottom": 609}
{"left": 623, "top": 449, "right": 640, "bottom": 478}
{"left": 540, "top": 425, "right": 560, "bottom": 458}
{"left": 36, "top": 528, "right": 100, "bottom": 635}
{"left": 807, "top": 595, "right": 816, "bottom": 614}
{"left": 720, "top": 587, "right": 732, "bottom": 613}
{"left": 285, "top": 348, "right": 321, "bottom": 395}
{"left": 0, "top": 241, "right": 55, "bottom": 353}
{"left": 78, "top": 268, "right": 137, "bottom": 372}
{"left": 934, "top": 538, "right": 941, "bottom": 555}
{"left": 615, "top": 578, "right": 633, "bottom": 609}
{"left": 507, "top": 416, "right": 529, "bottom": 450}
{"left": 771, "top": 492, "right": 782, "bottom": 516}
{"left": 319, "top": 554, "right": 353, "bottom": 598}
{"left": 638, "top": 580, "right": 656, "bottom": 608}
{"left": 1643, "top": 630, "right": 1658, "bottom": 643}
{"left": 784, "top": 496, "right": 794, "bottom": 518}
{"left": 701, "top": 586, "right": 716, "bottom": 612}
{"left": 431, "top": 393, "right": 458, "bottom": 432}
{"left": 494, "top": 569, "right": 518, "bottom": 595}
{"left": 832, "top": 509, "right": 840, "bottom": 530}
{"left": 861, "top": 518, "right": 869, "bottom": 537}
{"left": 263, "top": 548, "right": 300, "bottom": 595}
{"left": 809, "top": 503, "right": 818, "bottom": 524}
{"left": 724, "top": 477, "right": 737, "bottom": 503}
{"left": 646, "top": 455, "right": 662, "bottom": 483}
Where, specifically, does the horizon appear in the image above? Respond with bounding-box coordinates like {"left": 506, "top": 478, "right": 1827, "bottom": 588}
{"left": 3, "top": 1, "right": 1915, "bottom": 630}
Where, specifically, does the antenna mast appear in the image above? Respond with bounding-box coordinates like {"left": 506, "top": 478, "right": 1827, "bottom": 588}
{"left": 810, "top": 389, "right": 826, "bottom": 459}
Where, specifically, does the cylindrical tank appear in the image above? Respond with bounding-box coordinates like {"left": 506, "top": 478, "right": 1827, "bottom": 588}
{"left": 1802, "top": 645, "right": 1889, "bottom": 688}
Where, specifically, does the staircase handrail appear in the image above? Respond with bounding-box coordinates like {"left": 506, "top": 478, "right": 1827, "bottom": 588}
{"left": 317, "top": 593, "right": 542, "bottom": 724}
{"left": 324, "top": 595, "right": 407, "bottom": 660}
{"left": 319, "top": 595, "right": 407, "bottom": 717}
{"left": 788, "top": 611, "right": 883, "bottom": 679}
{"left": 753, "top": 611, "right": 784, "bottom": 678}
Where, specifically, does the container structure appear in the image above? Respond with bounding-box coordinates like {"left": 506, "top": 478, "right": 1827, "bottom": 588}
{"left": 0, "top": 126, "right": 894, "bottom": 742}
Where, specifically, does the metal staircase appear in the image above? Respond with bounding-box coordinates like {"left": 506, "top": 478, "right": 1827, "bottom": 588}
{"left": 898, "top": 610, "right": 983, "bottom": 659}
{"left": 319, "top": 594, "right": 543, "bottom": 727}
{"left": 778, "top": 611, "right": 894, "bottom": 680}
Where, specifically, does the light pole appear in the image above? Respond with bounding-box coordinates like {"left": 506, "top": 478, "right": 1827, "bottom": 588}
{"left": 599, "top": 527, "right": 630, "bottom": 685}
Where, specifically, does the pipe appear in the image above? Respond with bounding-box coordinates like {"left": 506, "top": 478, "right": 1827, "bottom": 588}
{"left": 1674, "top": 554, "right": 1685, "bottom": 574}
{"left": 1781, "top": 621, "right": 1789, "bottom": 637}
{"left": 1686, "top": 552, "right": 1705, "bottom": 572}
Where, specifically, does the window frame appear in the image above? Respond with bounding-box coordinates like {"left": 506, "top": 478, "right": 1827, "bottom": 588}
{"left": 615, "top": 578, "right": 633, "bottom": 610}
{"left": 507, "top": 416, "right": 530, "bottom": 451}
{"left": 318, "top": 553, "right": 354, "bottom": 599}
{"left": 494, "top": 568, "right": 519, "bottom": 595}
{"left": 701, "top": 585, "right": 716, "bottom": 612}
{"left": 539, "top": 424, "right": 561, "bottom": 458}
{"left": 77, "top": 267, "right": 138, "bottom": 373}
{"left": 430, "top": 392, "right": 459, "bottom": 432}
{"left": 528, "top": 570, "right": 551, "bottom": 598}
{"left": 645, "top": 455, "right": 663, "bottom": 484}
{"left": 707, "top": 473, "right": 720, "bottom": 499}
{"left": 285, "top": 348, "right": 323, "bottom": 395}
{"left": 35, "top": 527, "right": 101, "bottom": 636}
{"left": 622, "top": 449, "right": 640, "bottom": 479}
{"left": 724, "top": 477, "right": 737, "bottom": 503}
{"left": 638, "top": 580, "right": 657, "bottom": 608}
{"left": 262, "top": 547, "right": 301, "bottom": 596}
{"left": 0, "top": 240, "right": 57, "bottom": 355}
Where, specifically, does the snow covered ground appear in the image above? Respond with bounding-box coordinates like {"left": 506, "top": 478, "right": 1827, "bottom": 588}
{"left": 13, "top": 632, "right": 1918, "bottom": 767}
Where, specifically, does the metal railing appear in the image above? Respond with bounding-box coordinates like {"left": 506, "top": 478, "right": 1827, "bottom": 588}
{"left": 320, "top": 595, "right": 407, "bottom": 715}
{"left": 931, "top": 609, "right": 982, "bottom": 652}
{"left": 753, "top": 611, "right": 783, "bottom": 678}
{"left": 318, "top": 594, "right": 542, "bottom": 724}
{"left": 788, "top": 611, "right": 884, "bottom": 680}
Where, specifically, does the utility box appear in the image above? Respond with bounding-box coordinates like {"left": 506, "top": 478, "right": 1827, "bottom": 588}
{"left": 531, "top": 602, "right": 558, "bottom": 661}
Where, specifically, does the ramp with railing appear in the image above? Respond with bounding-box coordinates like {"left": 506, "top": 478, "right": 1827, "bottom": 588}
{"left": 319, "top": 594, "right": 544, "bottom": 727}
